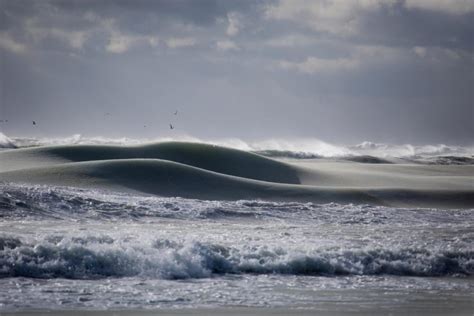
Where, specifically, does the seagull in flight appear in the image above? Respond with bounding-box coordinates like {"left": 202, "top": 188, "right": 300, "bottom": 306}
{"left": 169, "top": 124, "right": 174, "bottom": 130}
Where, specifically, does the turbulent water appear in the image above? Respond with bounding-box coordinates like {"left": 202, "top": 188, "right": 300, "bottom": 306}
{"left": 1, "top": 183, "right": 473, "bottom": 312}
{"left": 0, "top": 134, "right": 473, "bottom": 313}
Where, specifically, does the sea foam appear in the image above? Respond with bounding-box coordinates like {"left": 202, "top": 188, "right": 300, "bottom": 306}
{"left": 1, "top": 234, "right": 472, "bottom": 279}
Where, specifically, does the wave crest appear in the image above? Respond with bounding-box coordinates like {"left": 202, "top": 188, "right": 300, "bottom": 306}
{"left": 0, "top": 133, "right": 16, "bottom": 149}
{"left": 1, "top": 235, "right": 472, "bottom": 279}
{"left": 5, "top": 134, "right": 473, "bottom": 161}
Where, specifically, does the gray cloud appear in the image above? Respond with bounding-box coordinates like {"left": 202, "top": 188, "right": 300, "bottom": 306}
{"left": 0, "top": 0, "right": 472, "bottom": 144}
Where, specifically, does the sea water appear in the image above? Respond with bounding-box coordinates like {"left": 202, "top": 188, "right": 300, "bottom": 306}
{"left": 0, "top": 183, "right": 473, "bottom": 313}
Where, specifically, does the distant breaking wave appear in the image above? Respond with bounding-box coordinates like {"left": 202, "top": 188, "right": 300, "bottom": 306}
{"left": 3, "top": 133, "right": 473, "bottom": 162}
{"left": 0, "top": 133, "right": 16, "bottom": 149}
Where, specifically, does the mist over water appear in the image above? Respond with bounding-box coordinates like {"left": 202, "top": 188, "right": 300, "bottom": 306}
{"left": 2, "top": 133, "right": 473, "bottom": 163}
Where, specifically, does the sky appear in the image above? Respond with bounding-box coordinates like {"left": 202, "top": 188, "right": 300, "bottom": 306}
{"left": 0, "top": 0, "right": 473, "bottom": 145}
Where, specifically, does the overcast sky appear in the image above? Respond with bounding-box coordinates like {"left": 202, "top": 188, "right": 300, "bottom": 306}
{"left": 0, "top": 0, "right": 473, "bottom": 144}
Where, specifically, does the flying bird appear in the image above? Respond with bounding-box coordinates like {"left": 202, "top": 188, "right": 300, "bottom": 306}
{"left": 169, "top": 124, "right": 174, "bottom": 130}
{"left": 174, "top": 110, "right": 178, "bottom": 115}
{"left": 32, "top": 121, "right": 36, "bottom": 125}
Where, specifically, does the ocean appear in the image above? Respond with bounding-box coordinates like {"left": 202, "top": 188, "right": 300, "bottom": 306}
{"left": 0, "top": 134, "right": 473, "bottom": 315}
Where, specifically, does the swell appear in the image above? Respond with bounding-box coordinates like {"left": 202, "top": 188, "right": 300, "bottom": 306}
{"left": 1, "top": 158, "right": 474, "bottom": 208}
{"left": 1, "top": 142, "right": 473, "bottom": 208}
{"left": 0, "top": 235, "right": 472, "bottom": 279}
{"left": 2, "top": 159, "right": 473, "bottom": 208}
{"left": 0, "top": 159, "right": 378, "bottom": 204}
{"left": 0, "top": 142, "right": 300, "bottom": 184}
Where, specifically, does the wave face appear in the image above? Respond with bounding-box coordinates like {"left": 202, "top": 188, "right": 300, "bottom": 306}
{"left": 1, "top": 141, "right": 473, "bottom": 208}
{"left": 0, "top": 142, "right": 300, "bottom": 184}
{"left": 2, "top": 158, "right": 473, "bottom": 208}
{"left": 4, "top": 134, "right": 473, "bottom": 163}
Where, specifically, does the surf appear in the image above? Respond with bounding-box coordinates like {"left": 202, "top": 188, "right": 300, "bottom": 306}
{"left": 1, "top": 233, "right": 472, "bottom": 279}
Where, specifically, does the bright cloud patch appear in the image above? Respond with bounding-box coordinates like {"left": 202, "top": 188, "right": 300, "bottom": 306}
{"left": 226, "top": 12, "right": 242, "bottom": 36}
{"left": 0, "top": 33, "right": 26, "bottom": 53}
{"left": 216, "top": 40, "right": 239, "bottom": 51}
{"left": 279, "top": 56, "right": 359, "bottom": 74}
{"left": 413, "top": 46, "right": 427, "bottom": 58}
{"left": 404, "top": 0, "right": 474, "bottom": 14}
{"left": 106, "top": 34, "right": 135, "bottom": 53}
{"left": 265, "top": 0, "right": 396, "bottom": 36}
{"left": 166, "top": 37, "right": 197, "bottom": 48}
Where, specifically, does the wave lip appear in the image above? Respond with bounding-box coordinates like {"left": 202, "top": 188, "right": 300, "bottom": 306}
{"left": 0, "top": 236, "right": 472, "bottom": 280}
{"left": 0, "top": 133, "right": 16, "bottom": 149}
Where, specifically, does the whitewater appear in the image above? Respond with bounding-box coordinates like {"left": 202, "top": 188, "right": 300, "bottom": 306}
{"left": 0, "top": 133, "right": 473, "bottom": 314}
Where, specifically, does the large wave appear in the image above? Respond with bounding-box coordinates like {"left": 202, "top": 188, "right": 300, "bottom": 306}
{"left": 1, "top": 142, "right": 473, "bottom": 208}
{"left": 0, "top": 141, "right": 300, "bottom": 184}
{"left": 4, "top": 134, "right": 473, "bottom": 161}
{"left": 1, "top": 234, "right": 472, "bottom": 279}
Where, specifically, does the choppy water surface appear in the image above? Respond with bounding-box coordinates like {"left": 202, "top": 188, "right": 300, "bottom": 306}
{"left": 0, "top": 183, "right": 473, "bottom": 312}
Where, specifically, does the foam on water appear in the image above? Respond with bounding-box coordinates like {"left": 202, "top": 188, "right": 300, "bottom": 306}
{"left": 2, "top": 183, "right": 474, "bottom": 225}
{"left": 1, "top": 183, "right": 473, "bottom": 279}
{"left": 0, "top": 182, "right": 473, "bottom": 311}
{"left": 1, "top": 234, "right": 472, "bottom": 280}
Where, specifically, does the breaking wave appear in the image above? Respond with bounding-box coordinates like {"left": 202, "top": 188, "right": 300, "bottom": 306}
{"left": 0, "top": 132, "right": 16, "bottom": 149}
{"left": 0, "top": 234, "right": 472, "bottom": 279}
{"left": 4, "top": 134, "right": 473, "bottom": 162}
